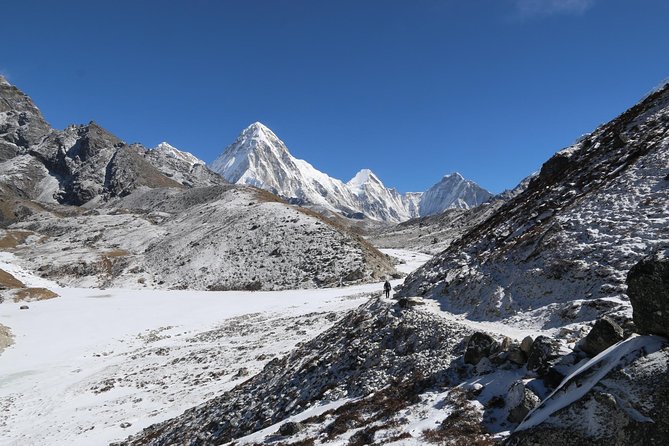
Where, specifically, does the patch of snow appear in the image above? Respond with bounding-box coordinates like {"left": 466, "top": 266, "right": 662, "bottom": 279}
{"left": 516, "top": 334, "right": 666, "bottom": 432}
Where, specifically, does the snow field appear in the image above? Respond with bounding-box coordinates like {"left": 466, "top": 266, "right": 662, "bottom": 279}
{"left": 0, "top": 249, "right": 426, "bottom": 446}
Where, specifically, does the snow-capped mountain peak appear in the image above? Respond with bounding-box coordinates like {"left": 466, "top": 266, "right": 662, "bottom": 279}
{"left": 347, "top": 168, "right": 384, "bottom": 194}
{"left": 419, "top": 171, "right": 492, "bottom": 215}
{"left": 152, "top": 142, "right": 204, "bottom": 166}
{"left": 211, "top": 123, "right": 491, "bottom": 222}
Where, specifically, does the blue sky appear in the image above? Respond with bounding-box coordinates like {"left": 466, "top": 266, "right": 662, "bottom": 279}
{"left": 1, "top": 0, "right": 668, "bottom": 193}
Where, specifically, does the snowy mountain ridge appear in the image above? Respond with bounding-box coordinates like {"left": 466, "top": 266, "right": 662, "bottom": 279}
{"left": 151, "top": 142, "right": 204, "bottom": 166}
{"left": 210, "top": 122, "right": 492, "bottom": 223}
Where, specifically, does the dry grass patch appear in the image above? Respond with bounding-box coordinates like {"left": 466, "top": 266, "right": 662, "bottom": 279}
{"left": 422, "top": 389, "right": 496, "bottom": 446}
{"left": 13, "top": 287, "right": 59, "bottom": 302}
{"left": 0, "top": 268, "right": 25, "bottom": 289}
{"left": 0, "top": 230, "right": 33, "bottom": 249}
{"left": 103, "top": 249, "right": 130, "bottom": 258}
{"left": 251, "top": 187, "right": 288, "bottom": 204}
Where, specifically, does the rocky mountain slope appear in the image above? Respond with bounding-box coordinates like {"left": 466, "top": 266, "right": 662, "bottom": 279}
{"left": 398, "top": 83, "right": 669, "bottom": 326}
{"left": 0, "top": 76, "right": 397, "bottom": 291}
{"left": 4, "top": 186, "right": 396, "bottom": 291}
{"left": 210, "top": 122, "right": 491, "bottom": 222}
{"left": 0, "top": 76, "right": 225, "bottom": 207}
{"left": 114, "top": 299, "right": 483, "bottom": 446}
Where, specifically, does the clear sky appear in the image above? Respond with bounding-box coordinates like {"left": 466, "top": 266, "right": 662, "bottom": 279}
{"left": 1, "top": 0, "right": 668, "bottom": 193}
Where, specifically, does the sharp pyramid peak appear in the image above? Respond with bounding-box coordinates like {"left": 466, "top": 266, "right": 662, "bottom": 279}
{"left": 241, "top": 121, "right": 275, "bottom": 137}
{"left": 348, "top": 168, "right": 384, "bottom": 192}
{"left": 442, "top": 172, "right": 465, "bottom": 181}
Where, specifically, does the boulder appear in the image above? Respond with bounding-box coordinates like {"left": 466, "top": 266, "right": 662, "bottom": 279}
{"left": 580, "top": 316, "right": 624, "bottom": 356}
{"left": 278, "top": 421, "right": 302, "bottom": 436}
{"left": 520, "top": 336, "right": 534, "bottom": 354}
{"left": 19, "top": 305, "right": 29, "bottom": 310}
{"left": 464, "top": 332, "right": 497, "bottom": 365}
{"left": 542, "top": 367, "right": 566, "bottom": 390}
{"left": 527, "top": 336, "right": 562, "bottom": 376}
{"left": 492, "top": 336, "right": 513, "bottom": 354}
{"left": 397, "top": 297, "right": 425, "bottom": 308}
{"left": 507, "top": 347, "right": 528, "bottom": 365}
{"left": 627, "top": 253, "right": 669, "bottom": 337}
{"left": 507, "top": 381, "right": 541, "bottom": 423}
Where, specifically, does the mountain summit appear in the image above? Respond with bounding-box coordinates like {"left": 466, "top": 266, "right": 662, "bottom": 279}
{"left": 210, "top": 123, "right": 491, "bottom": 222}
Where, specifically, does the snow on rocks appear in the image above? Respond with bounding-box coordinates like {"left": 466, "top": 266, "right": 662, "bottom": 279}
{"left": 210, "top": 122, "right": 491, "bottom": 223}
{"left": 509, "top": 335, "right": 669, "bottom": 446}
{"left": 114, "top": 298, "right": 480, "bottom": 446}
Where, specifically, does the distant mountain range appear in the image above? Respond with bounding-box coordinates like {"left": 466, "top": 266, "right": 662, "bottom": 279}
{"left": 210, "top": 122, "right": 492, "bottom": 223}
{"left": 1, "top": 70, "right": 491, "bottom": 225}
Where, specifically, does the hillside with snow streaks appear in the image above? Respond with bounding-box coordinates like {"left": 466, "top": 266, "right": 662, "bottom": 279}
{"left": 210, "top": 122, "right": 491, "bottom": 222}
{"left": 0, "top": 77, "right": 397, "bottom": 292}
{"left": 398, "top": 83, "right": 669, "bottom": 326}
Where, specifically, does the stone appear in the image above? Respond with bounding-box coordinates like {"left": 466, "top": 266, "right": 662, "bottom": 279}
{"left": 527, "top": 335, "right": 562, "bottom": 376}
{"left": 507, "top": 347, "right": 528, "bottom": 365}
{"left": 464, "top": 332, "right": 497, "bottom": 365}
{"left": 19, "top": 305, "right": 29, "bottom": 310}
{"left": 397, "top": 297, "right": 425, "bottom": 308}
{"left": 520, "top": 336, "right": 534, "bottom": 354}
{"left": 493, "top": 335, "right": 513, "bottom": 354}
{"left": 626, "top": 253, "right": 669, "bottom": 337}
{"left": 580, "top": 316, "right": 624, "bottom": 356}
{"left": 278, "top": 421, "right": 302, "bottom": 436}
{"left": 542, "top": 368, "right": 565, "bottom": 390}
{"left": 475, "top": 356, "right": 494, "bottom": 375}
{"left": 466, "top": 383, "right": 485, "bottom": 399}
{"left": 120, "top": 422, "right": 132, "bottom": 429}
{"left": 507, "top": 381, "right": 541, "bottom": 423}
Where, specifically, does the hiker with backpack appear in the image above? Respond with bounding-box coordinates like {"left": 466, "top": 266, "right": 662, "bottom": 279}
{"left": 383, "top": 279, "right": 392, "bottom": 298}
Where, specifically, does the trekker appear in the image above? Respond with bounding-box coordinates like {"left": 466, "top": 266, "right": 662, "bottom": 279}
{"left": 383, "top": 280, "right": 392, "bottom": 299}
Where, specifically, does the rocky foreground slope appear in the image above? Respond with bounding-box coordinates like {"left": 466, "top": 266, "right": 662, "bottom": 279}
{"left": 0, "top": 76, "right": 397, "bottom": 292}
{"left": 399, "top": 83, "right": 669, "bottom": 326}
{"left": 115, "top": 242, "right": 669, "bottom": 446}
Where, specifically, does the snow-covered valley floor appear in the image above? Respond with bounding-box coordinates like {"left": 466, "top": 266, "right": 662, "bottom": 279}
{"left": 0, "top": 250, "right": 429, "bottom": 446}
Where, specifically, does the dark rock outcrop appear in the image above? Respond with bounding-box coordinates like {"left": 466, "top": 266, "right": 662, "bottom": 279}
{"left": 580, "top": 316, "right": 624, "bottom": 356}
{"left": 464, "top": 332, "right": 497, "bottom": 365}
{"left": 527, "top": 335, "right": 562, "bottom": 376}
{"left": 627, "top": 252, "right": 669, "bottom": 337}
{"left": 278, "top": 421, "right": 302, "bottom": 436}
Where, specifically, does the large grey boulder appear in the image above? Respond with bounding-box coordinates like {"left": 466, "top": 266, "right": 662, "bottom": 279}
{"left": 464, "top": 332, "right": 496, "bottom": 365}
{"left": 580, "top": 316, "right": 624, "bottom": 356}
{"left": 527, "top": 336, "right": 562, "bottom": 376}
{"left": 627, "top": 252, "right": 669, "bottom": 337}
{"left": 507, "top": 381, "right": 540, "bottom": 424}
